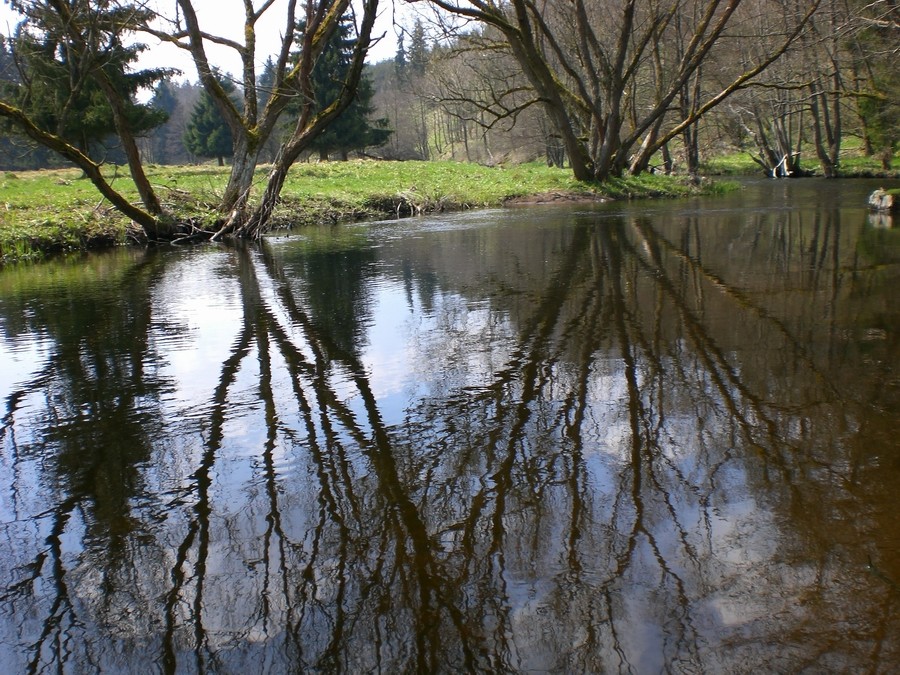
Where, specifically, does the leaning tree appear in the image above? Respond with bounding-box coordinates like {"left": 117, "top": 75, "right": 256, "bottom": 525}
{"left": 0, "top": 0, "right": 176, "bottom": 235}
{"left": 0, "top": 0, "right": 381, "bottom": 241}
{"left": 148, "top": 0, "right": 379, "bottom": 239}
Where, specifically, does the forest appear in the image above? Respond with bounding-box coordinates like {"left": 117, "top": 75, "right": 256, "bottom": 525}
{"left": 0, "top": 0, "right": 897, "bottom": 240}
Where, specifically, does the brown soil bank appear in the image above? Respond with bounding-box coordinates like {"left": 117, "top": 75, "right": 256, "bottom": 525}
{"left": 504, "top": 191, "right": 611, "bottom": 206}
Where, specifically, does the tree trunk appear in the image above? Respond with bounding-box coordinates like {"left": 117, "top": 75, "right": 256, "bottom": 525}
{"left": 196, "top": 0, "right": 376, "bottom": 239}
{"left": 462, "top": 118, "right": 470, "bottom": 162}
{"left": 810, "top": 76, "right": 842, "bottom": 178}
{"left": 221, "top": 134, "right": 260, "bottom": 216}
{"left": 628, "top": 117, "right": 665, "bottom": 174}
{"left": 661, "top": 143, "right": 673, "bottom": 174}
{"left": 235, "top": 158, "right": 291, "bottom": 241}
{"left": 0, "top": 101, "right": 175, "bottom": 235}
{"left": 501, "top": 16, "right": 596, "bottom": 181}
{"left": 684, "top": 123, "right": 700, "bottom": 175}
{"left": 230, "top": 0, "right": 380, "bottom": 242}
{"left": 100, "top": 83, "right": 163, "bottom": 216}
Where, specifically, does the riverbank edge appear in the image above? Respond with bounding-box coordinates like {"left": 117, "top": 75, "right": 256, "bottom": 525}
{"left": 1, "top": 165, "right": 733, "bottom": 266}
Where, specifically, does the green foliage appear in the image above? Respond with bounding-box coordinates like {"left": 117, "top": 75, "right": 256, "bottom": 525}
{"left": 144, "top": 78, "right": 179, "bottom": 164}
{"left": 150, "top": 79, "right": 179, "bottom": 119}
{"left": 406, "top": 20, "right": 429, "bottom": 78}
{"left": 257, "top": 56, "right": 277, "bottom": 111}
{"left": 183, "top": 74, "right": 237, "bottom": 165}
{"left": 394, "top": 33, "right": 407, "bottom": 77}
{"left": 858, "top": 90, "right": 899, "bottom": 167}
{"left": 295, "top": 16, "right": 391, "bottom": 160}
{"left": 5, "top": 1, "right": 171, "bottom": 160}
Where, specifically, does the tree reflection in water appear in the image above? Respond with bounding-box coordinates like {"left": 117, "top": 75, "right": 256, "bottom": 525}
{"left": 0, "top": 196, "right": 898, "bottom": 673}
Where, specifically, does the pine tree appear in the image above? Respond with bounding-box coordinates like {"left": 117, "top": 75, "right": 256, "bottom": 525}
{"left": 394, "top": 34, "right": 407, "bottom": 77}
{"left": 0, "top": 35, "right": 43, "bottom": 169}
{"left": 295, "top": 16, "right": 391, "bottom": 160}
{"left": 257, "top": 56, "right": 278, "bottom": 111}
{"left": 183, "top": 74, "right": 237, "bottom": 166}
{"left": 407, "top": 20, "right": 429, "bottom": 78}
{"left": 8, "top": 3, "right": 171, "bottom": 160}
{"left": 145, "top": 78, "right": 178, "bottom": 164}
{"left": 0, "top": 36, "right": 15, "bottom": 83}
{"left": 255, "top": 57, "right": 283, "bottom": 162}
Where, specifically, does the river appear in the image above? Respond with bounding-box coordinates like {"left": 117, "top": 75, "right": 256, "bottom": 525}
{"left": 1, "top": 177, "right": 898, "bottom": 673}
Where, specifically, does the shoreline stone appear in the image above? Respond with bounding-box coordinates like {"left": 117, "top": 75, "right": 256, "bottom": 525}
{"left": 868, "top": 188, "right": 899, "bottom": 212}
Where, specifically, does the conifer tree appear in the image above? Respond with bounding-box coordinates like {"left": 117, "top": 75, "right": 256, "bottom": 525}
{"left": 145, "top": 78, "right": 178, "bottom": 164}
{"left": 183, "top": 75, "right": 237, "bottom": 166}
{"left": 394, "top": 34, "right": 407, "bottom": 77}
{"left": 297, "top": 16, "right": 391, "bottom": 160}
{"left": 406, "top": 20, "right": 429, "bottom": 78}
{"left": 8, "top": 3, "right": 170, "bottom": 159}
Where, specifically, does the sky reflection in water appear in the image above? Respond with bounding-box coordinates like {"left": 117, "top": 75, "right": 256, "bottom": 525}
{"left": 1, "top": 178, "right": 899, "bottom": 673}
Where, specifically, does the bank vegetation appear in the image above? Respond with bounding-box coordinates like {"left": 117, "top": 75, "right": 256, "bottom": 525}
{"left": 0, "top": 159, "right": 726, "bottom": 264}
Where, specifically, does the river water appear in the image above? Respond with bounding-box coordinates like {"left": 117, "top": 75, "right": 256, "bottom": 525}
{"left": 1, "top": 178, "right": 898, "bottom": 673}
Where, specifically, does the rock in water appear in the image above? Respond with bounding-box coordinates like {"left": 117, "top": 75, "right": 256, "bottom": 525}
{"left": 868, "top": 189, "right": 898, "bottom": 212}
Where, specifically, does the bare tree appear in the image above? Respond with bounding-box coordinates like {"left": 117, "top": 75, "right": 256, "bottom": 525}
{"left": 148, "top": 0, "right": 380, "bottom": 238}
{"left": 427, "top": 26, "right": 550, "bottom": 164}
{"left": 806, "top": 0, "right": 844, "bottom": 177}
{"left": 718, "top": 0, "right": 863, "bottom": 177}
{"left": 411, "top": 0, "right": 822, "bottom": 181}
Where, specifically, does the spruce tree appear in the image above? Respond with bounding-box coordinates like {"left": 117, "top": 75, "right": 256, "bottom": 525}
{"left": 394, "top": 34, "right": 407, "bottom": 77}
{"left": 296, "top": 16, "right": 391, "bottom": 160}
{"left": 183, "top": 75, "right": 237, "bottom": 166}
{"left": 146, "top": 79, "right": 178, "bottom": 164}
{"left": 255, "top": 57, "right": 283, "bottom": 162}
{"left": 8, "top": 4, "right": 170, "bottom": 160}
{"left": 407, "top": 20, "right": 429, "bottom": 78}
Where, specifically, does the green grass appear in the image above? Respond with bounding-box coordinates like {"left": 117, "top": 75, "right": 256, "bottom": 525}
{"left": 0, "top": 160, "right": 722, "bottom": 265}
{"left": 265, "top": 161, "right": 688, "bottom": 225}
{"left": 700, "top": 151, "right": 760, "bottom": 175}
{"left": 701, "top": 144, "right": 900, "bottom": 177}
{"left": 0, "top": 168, "right": 130, "bottom": 263}
{"left": 836, "top": 151, "right": 900, "bottom": 177}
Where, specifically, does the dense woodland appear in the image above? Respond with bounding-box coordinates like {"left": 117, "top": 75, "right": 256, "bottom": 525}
{"left": 0, "top": 0, "right": 897, "bottom": 239}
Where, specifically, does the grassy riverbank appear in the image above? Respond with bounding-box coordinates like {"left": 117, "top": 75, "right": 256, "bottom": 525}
{"left": 701, "top": 141, "right": 900, "bottom": 177}
{"left": 0, "top": 160, "right": 718, "bottom": 264}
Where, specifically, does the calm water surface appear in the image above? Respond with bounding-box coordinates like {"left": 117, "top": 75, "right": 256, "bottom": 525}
{"left": 1, "top": 178, "right": 899, "bottom": 673}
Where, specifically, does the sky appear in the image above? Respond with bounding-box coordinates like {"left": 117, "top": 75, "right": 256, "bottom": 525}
{"left": 0, "top": 0, "right": 407, "bottom": 83}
